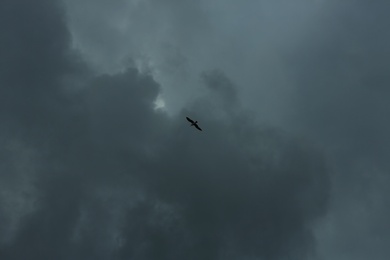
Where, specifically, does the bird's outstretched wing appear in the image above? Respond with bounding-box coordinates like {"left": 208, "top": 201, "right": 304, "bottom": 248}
{"left": 194, "top": 124, "right": 202, "bottom": 131}
{"left": 186, "top": 117, "right": 194, "bottom": 123}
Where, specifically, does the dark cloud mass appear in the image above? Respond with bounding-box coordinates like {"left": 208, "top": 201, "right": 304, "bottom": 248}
{"left": 0, "top": 1, "right": 329, "bottom": 259}
{"left": 1, "top": 0, "right": 388, "bottom": 260}
{"left": 283, "top": 2, "right": 390, "bottom": 259}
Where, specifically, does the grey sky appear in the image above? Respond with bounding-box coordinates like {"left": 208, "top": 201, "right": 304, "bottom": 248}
{"left": 0, "top": 0, "right": 389, "bottom": 259}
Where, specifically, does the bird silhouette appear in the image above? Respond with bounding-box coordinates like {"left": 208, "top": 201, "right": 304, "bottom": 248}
{"left": 186, "top": 117, "right": 202, "bottom": 131}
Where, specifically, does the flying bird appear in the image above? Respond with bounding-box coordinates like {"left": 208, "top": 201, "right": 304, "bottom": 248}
{"left": 186, "top": 117, "right": 202, "bottom": 131}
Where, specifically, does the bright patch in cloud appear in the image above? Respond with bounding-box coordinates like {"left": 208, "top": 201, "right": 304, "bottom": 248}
{"left": 154, "top": 95, "right": 166, "bottom": 110}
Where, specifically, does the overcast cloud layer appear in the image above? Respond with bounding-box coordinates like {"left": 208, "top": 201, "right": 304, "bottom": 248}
{"left": 0, "top": 0, "right": 389, "bottom": 259}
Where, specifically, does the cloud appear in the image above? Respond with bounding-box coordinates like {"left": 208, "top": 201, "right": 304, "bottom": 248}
{"left": 280, "top": 1, "right": 390, "bottom": 259}
{"left": 0, "top": 0, "right": 333, "bottom": 259}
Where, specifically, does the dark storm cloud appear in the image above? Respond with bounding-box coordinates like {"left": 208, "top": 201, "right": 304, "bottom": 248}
{"left": 286, "top": 1, "right": 390, "bottom": 161}
{"left": 202, "top": 70, "right": 238, "bottom": 108}
{"left": 0, "top": 0, "right": 331, "bottom": 260}
{"left": 61, "top": 0, "right": 390, "bottom": 259}
{"left": 283, "top": 1, "right": 390, "bottom": 259}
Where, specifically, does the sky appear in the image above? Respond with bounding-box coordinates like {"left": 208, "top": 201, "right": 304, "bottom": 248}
{"left": 0, "top": 0, "right": 389, "bottom": 259}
